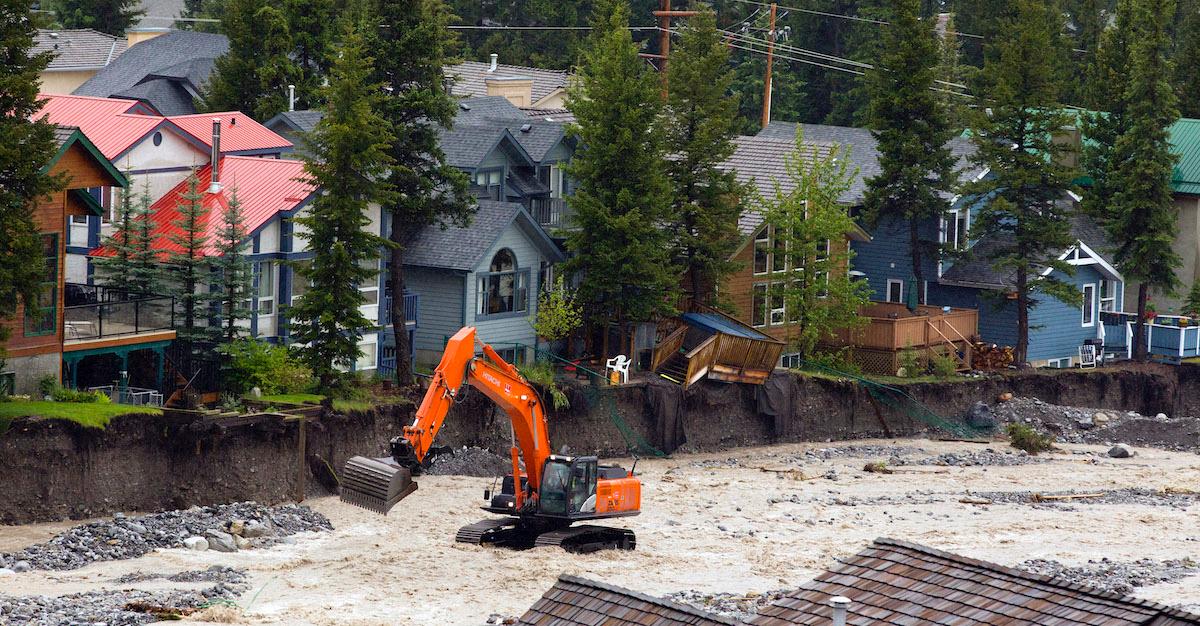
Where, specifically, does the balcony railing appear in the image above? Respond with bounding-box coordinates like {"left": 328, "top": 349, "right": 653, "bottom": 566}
{"left": 382, "top": 292, "right": 419, "bottom": 328}
{"left": 63, "top": 282, "right": 174, "bottom": 341}
{"left": 532, "top": 197, "right": 568, "bottom": 229}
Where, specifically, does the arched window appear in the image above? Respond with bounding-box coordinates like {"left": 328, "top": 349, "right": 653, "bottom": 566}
{"left": 478, "top": 248, "right": 528, "bottom": 317}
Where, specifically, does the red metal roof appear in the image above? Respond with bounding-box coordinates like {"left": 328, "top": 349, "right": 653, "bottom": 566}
{"left": 167, "top": 112, "right": 292, "bottom": 154}
{"left": 35, "top": 94, "right": 291, "bottom": 160}
{"left": 95, "top": 156, "right": 314, "bottom": 258}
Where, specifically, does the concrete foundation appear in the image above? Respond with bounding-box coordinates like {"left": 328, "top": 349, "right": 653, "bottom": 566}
{"left": 4, "top": 352, "right": 61, "bottom": 396}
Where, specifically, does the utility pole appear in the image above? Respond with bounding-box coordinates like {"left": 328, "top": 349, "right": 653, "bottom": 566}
{"left": 761, "top": 2, "right": 777, "bottom": 128}
{"left": 641, "top": 0, "right": 698, "bottom": 99}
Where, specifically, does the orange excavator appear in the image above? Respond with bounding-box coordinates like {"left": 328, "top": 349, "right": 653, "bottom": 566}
{"left": 339, "top": 326, "right": 641, "bottom": 552}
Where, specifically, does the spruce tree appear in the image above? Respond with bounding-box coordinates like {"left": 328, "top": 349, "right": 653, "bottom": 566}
{"left": 369, "top": 0, "right": 472, "bottom": 387}
{"left": 52, "top": 0, "right": 144, "bottom": 36}
{"left": 285, "top": 0, "right": 334, "bottom": 110}
{"left": 563, "top": 0, "right": 676, "bottom": 359}
{"left": 937, "top": 13, "right": 971, "bottom": 130}
{"left": 94, "top": 179, "right": 139, "bottom": 289}
{"left": 664, "top": 9, "right": 745, "bottom": 309}
{"left": 211, "top": 190, "right": 252, "bottom": 343}
{"left": 1107, "top": 0, "right": 1181, "bottom": 360}
{"left": 1081, "top": 0, "right": 1134, "bottom": 222}
{"left": 1173, "top": 0, "right": 1200, "bottom": 116}
{"left": 161, "top": 174, "right": 213, "bottom": 357}
{"left": 965, "top": 0, "right": 1079, "bottom": 365}
{"left": 863, "top": 0, "right": 957, "bottom": 305}
{"left": 291, "top": 24, "right": 394, "bottom": 392}
{"left": 204, "top": 0, "right": 296, "bottom": 120}
{"left": 126, "top": 182, "right": 161, "bottom": 295}
{"left": 0, "top": 0, "right": 59, "bottom": 348}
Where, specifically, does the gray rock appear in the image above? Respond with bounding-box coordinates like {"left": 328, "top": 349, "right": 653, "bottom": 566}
{"left": 183, "top": 536, "right": 208, "bottom": 551}
{"left": 12, "top": 560, "right": 31, "bottom": 573}
{"left": 233, "top": 535, "right": 251, "bottom": 550}
{"left": 966, "top": 401, "right": 997, "bottom": 429}
{"left": 242, "top": 521, "right": 272, "bottom": 538}
{"left": 1156, "top": 412, "right": 1168, "bottom": 419}
{"left": 1076, "top": 418, "right": 1095, "bottom": 430}
{"left": 1108, "top": 444, "right": 1136, "bottom": 458}
{"left": 227, "top": 519, "right": 245, "bottom": 536}
{"left": 204, "top": 530, "right": 237, "bottom": 553}
{"left": 125, "top": 522, "right": 147, "bottom": 534}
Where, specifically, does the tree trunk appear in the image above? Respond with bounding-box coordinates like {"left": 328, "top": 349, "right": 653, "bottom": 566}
{"left": 389, "top": 221, "right": 414, "bottom": 388}
{"left": 1133, "top": 283, "right": 1150, "bottom": 361}
{"left": 1015, "top": 273, "right": 1029, "bottom": 365}
{"left": 910, "top": 220, "right": 924, "bottom": 305}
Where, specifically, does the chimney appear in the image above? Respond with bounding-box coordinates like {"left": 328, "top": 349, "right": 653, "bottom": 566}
{"left": 209, "top": 118, "right": 222, "bottom": 194}
{"left": 489, "top": 53, "right": 498, "bottom": 72}
{"left": 830, "top": 596, "right": 851, "bottom": 626}
{"left": 126, "top": 27, "right": 169, "bottom": 48}
{"left": 288, "top": 84, "right": 296, "bottom": 112}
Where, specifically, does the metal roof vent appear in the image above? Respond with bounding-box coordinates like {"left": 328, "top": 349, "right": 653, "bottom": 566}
{"left": 830, "top": 596, "right": 851, "bottom": 626}
{"left": 459, "top": 102, "right": 471, "bottom": 111}
{"left": 489, "top": 53, "right": 498, "bottom": 72}
{"left": 520, "top": 124, "right": 532, "bottom": 133}
{"left": 209, "top": 118, "right": 222, "bottom": 194}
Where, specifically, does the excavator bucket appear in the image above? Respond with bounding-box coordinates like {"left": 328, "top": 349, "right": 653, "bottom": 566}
{"left": 339, "top": 456, "right": 418, "bottom": 514}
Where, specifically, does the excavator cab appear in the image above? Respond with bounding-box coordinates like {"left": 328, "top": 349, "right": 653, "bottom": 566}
{"left": 538, "top": 456, "right": 598, "bottom": 516}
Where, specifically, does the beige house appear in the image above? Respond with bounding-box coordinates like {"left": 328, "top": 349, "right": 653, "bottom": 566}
{"left": 33, "top": 29, "right": 127, "bottom": 94}
{"left": 446, "top": 55, "right": 569, "bottom": 110}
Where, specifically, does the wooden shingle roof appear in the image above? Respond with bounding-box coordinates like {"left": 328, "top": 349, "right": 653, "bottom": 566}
{"left": 519, "top": 575, "right": 737, "bottom": 626}
{"left": 748, "top": 538, "right": 1200, "bottom": 626}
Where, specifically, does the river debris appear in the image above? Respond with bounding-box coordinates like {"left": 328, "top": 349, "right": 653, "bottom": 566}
{"left": 1020, "top": 557, "right": 1200, "bottom": 595}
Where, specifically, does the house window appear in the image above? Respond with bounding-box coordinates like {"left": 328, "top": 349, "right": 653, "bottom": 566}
{"left": 816, "top": 271, "right": 829, "bottom": 298}
{"left": 290, "top": 260, "right": 311, "bottom": 306}
{"left": 753, "top": 228, "right": 769, "bottom": 275}
{"left": 788, "top": 280, "right": 801, "bottom": 323}
{"left": 816, "top": 239, "right": 831, "bottom": 262}
{"left": 780, "top": 353, "right": 802, "bottom": 369}
{"left": 475, "top": 169, "right": 503, "bottom": 201}
{"left": 255, "top": 261, "right": 276, "bottom": 316}
{"left": 945, "top": 209, "right": 969, "bottom": 251}
{"left": 25, "top": 234, "right": 58, "bottom": 337}
{"left": 477, "top": 248, "right": 529, "bottom": 317}
{"left": 1082, "top": 283, "right": 1096, "bottom": 327}
{"left": 548, "top": 164, "right": 564, "bottom": 198}
{"left": 751, "top": 283, "right": 767, "bottom": 327}
{"left": 772, "top": 228, "right": 787, "bottom": 273}
{"left": 1099, "top": 279, "right": 1117, "bottom": 312}
{"left": 356, "top": 340, "right": 378, "bottom": 371}
{"left": 769, "top": 288, "right": 786, "bottom": 325}
{"left": 493, "top": 347, "right": 523, "bottom": 365}
{"left": 359, "top": 259, "right": 380, "bottom": 323}
{"left": 886, "top": 279, "right": 904, "bottom": 304}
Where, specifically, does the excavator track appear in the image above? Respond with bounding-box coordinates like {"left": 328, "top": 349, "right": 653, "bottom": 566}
{"left": 455, "top": 518, "right": 524, "bottom": 547}
{"left": 533, "top": 525, "right": 637, "bottom": 553}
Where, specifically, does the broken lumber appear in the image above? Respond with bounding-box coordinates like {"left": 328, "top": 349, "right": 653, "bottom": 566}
{"left": 959, "top": 497, "right": 994, "bottom": 505}
{"left": 1030, "top": 492, "right": 1105, "bottom": 502}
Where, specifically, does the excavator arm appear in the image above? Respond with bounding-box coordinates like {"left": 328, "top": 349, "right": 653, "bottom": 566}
{"left": 341, "top": 327, "right": 553, "bottom": 513}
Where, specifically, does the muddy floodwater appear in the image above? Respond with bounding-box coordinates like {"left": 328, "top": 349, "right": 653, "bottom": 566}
{"left": 2, "top": 438, "right": 1199, "bottom": 625}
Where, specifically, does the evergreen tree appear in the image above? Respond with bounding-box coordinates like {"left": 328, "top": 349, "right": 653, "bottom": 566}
{"left": 370, "top": 0, "right": 473, "bottom": 387}
{"left": 180, "top": 0, "right": 224, "bottom": 33}
{"left": 1, "top": 0, "right": 59, "bottom": 349}
{"left": 965, "top": 0, "right": 1079, "bottom": 365}
{"left": 1107, "top": 0, "right": 1181, "bottom": 360}
{"left": 763, "top": 139, "right": 872, "bottom": 359}
{"left": 126, "top": 183, "right": 161, "bottom": 295}
{"left": 52, "top": 0, "right": 144, "bottom": 36}
{"left": 211, "top": 190, "right": 252, "bottom": 343}
{"left": 863, "top": 0, "right": 957, "bottom": 305}
{"left": 204, "top": 0, "right": 296, "bottom": 120}
{"left": 93, "top": 179, "right": 139, "bottom": 289}
{"left": 1184, "top": 279, "right": 1200, "bottom": 316}
{"left": 161, "top": 174, "right": 213, "bottom": 356}
{"left": 285, "top": 0, "right": 335, "bottom": 110}
{"left": 291, "top": 24, "right": 394, "bottom": 392}
{"left": 936, "top": 13, "right": 971, "bottom": 130}
{"left": 1081, "top": 0, "right": 1133, "bottom": 221}
{"left": 1173, "top": 0, "right": 1200, "bottom": 116}
{"left": 563, "top": 0, "right": 677, "bottom": 359}
{"left": 664, "top": 9, "right": 745, "bottom": 308}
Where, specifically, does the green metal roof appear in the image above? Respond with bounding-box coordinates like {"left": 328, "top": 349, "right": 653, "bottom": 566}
{"left": 1170, "top": 118, "right": 1200, "bottom": 195}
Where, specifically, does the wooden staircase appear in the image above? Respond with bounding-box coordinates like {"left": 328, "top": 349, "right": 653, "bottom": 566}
{"left": 655, "top": 352, "right": 688, "bottom": 385}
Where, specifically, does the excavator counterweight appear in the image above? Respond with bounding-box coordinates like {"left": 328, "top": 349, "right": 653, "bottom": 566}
{"left": 338, "top": 326, "right": 641, "bottom": 552}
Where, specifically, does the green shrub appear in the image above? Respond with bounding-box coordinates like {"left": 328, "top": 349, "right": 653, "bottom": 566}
{"left": 1005, "top": 422, "right": 1056, "bottom": 455}
{"left": 519, "top": 360, "right": 570, "bottom": 410}
{"left": 38, "top": 375, "right": 58, "bottom": 397}
{"left": 896, "top": 349, "right": 922, "bottom": 377}
{"left": 930, "top": 352, "right": 959, "bottom": 378}
{"left": 220, "top": 339, "right": 314, "bottom": 396}
{"left": 49, "top": 387, "right": 108, "bottom": 403}
{"left": 806, "top": 350, "right": 862, "bottom": 376}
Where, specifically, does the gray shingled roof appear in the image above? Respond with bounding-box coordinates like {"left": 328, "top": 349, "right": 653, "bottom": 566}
{"left": 519, "top": 575, "right": 737, "bottom": 626}
{"left": 456, "top": 96, "right": 527, "bottom": 123}
{"left": 522, "top": 107, "right": 575, "bottom": 123}
{"left": 757, "top": 122, "right": 981, "bottom": 204}
{"left": 74, "top": 31, "right": 228, "bottom": 115}
{"left": 269, "top": 110, "right": 325, "bottom": 133}
{"left": 454, "top": 97, "right": 568, "bottom": 163}
{"left": 53, "top": 125, "right": 80, "bottom": 148}
{"left": 446, "top": 60, "right": 569, "bottom": 104}
{"left": 438, "top": 125, "right": 514, "bottom": 169}
{"left": 505, "top": 121, "right": 565, "bottom": 163}
{"left": 135, "top": 0, "right": 187, "bottom": 27}
{"left": 749, "top": 538, "right": 1200, "bottom": 626}
{"left": 34, "top": 29, "right": 126, "bottom": 70}
{"left": 940, "top": 199, "right": 1116, "bottom": 289}
{"left": 719, "top": 135, "right": 840, "bottom": 236}
{"left": 404, "top": 200, "right": 563, "bottom": 270}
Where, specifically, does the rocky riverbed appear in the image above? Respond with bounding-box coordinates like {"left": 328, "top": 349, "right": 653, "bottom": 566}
{"left": 1020, "top": 557, "right": 1200, "bottom": 595}
{"left": 985, "top": 396, "right": 1200, "bottom": 452}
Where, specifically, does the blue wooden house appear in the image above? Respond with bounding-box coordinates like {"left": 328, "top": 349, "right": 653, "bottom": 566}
{"left": 759, "top": 122, "right": 1126, "bottom": 368}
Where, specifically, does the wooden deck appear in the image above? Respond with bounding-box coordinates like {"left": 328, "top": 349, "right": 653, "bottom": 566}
{"left": 651, "top": 304, "right": 784, "bottom": 388}
{"left": 829, "top": 302, "right": 979, "bottom": 375}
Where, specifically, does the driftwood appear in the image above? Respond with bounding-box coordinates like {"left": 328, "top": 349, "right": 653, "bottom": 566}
{"left": 959, "top": 497, "right": 994, "bottom": 505}
{"left": 1030, "top": 492, "right": 1105, "bottom": 502}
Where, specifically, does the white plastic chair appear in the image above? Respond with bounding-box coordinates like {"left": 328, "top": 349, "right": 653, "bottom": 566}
{"left": 606, "top": 355, "right": 631, "bottom": 384}
{"left": 1079, "top": 344, "right": 1097, "bottom": 369}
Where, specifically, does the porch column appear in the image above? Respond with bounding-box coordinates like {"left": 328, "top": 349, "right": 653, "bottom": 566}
{"left": 154, "top": 347, "right": 164, "bottom": 391}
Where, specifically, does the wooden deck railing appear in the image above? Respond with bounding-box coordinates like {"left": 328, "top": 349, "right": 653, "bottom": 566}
{"left": 683, "top": 334, "right": 719, "bottom": 387}
{"left": 832, "top": 305, "right": 979, "bottom": 351}
{"left": 651, "top": 325, "right": 688, "bottom": 372}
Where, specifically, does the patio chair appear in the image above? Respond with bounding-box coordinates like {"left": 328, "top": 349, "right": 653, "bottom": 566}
{"left": 1079, "top": 344, "right": 1098, "bottom": 369}
{"left": 606, "top": 355, "right": 631, "bottom": 384}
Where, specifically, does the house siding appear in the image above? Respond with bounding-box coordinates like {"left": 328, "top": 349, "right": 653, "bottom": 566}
{"left": 1026, "top": 265, "right": 1110, "bottom": 363}
{"left": 464, "top": 224, "right": 543, "bottom": 359}
{"left": 851, "top": 214, "right": 940, "bottom": 301}
{"left": 407, "top": 267, "right": 466, "bottom": 359}
{"left": 927, "top": 283, "right": 1019, "bottom": 349}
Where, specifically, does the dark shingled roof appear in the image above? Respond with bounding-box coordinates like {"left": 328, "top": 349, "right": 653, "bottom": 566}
{"left": 53, "top": 125, "right": 80, "bottom": 148}
{"left": 455, "top": 97, "right": 568, "bottom": 163}
{"left": 74, "top": 31, "right": 228, "bottom": 115}
{"left": 518, "top": 575, "right": 737, "bottom": 626}
{"left": 438, "top": 124, "right": 516, "bottom": 169}
{"left": 446, "top": 60, "right": 569, "bottom": 104}
{"left": 404, "top": 200, "right": 563, "bottom": 270}
{"left": 456, "top": 96, "right": 527, "bottom": 122}
{"left": 522, "top": 107, "right": 575, "bottom": 123}
{"left": 749, "top": 538, "right": 1200, "bottom": 626}
{"left": 939, "top": 198, "right": 1116, "bottom": 289}
{"left": 719, "top": 135, "right": 840, "bottom": 236}
{"left": 757, "top": 122, "right": 981, "bottom": 204}
{"left": 33, "top": 29, "right": 126, "bottom": 70}
{"left": 268, "top": 110, "right": 325, "bottom": 133}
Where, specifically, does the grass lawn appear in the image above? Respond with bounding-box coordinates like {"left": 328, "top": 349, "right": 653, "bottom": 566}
{"left": 255, "top": 393, "right": 373, "bottom": 413}
{"left": 0, "top": 401, "right": 161, "bottom": 428}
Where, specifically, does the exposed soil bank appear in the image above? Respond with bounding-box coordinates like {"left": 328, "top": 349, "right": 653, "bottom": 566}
{"left": 0, "top": 363, "right": 1193, "bottom": 524}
